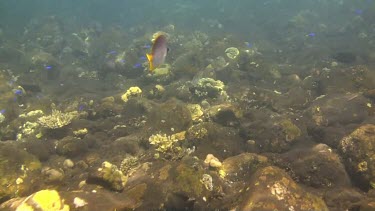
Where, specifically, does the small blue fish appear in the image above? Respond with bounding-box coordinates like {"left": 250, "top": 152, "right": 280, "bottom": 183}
{"left": 355, "top": 9, "right": 363, "bottom": 15}
{"left": 133, "top": 63, "right": 142, "bottom": 68}
{"left": 14, "top": 89, "right": 23, "bottom": 95}
{"left": 139, "top": 56, "right": 147, "bottom": 61}
{"left": 119, "top": 59, "right": 126, "bottom": 64}
{"left": 44, "top": 65, "right": 53, "bottom": 70}
{"left": 307, "top": 32, "right": 316, "bottom": 37}
{"left": 0, "top": 109, "right": 5, "bottom": 114}
{"left": 78, "top": 105, "right": 85, "bottom": 111}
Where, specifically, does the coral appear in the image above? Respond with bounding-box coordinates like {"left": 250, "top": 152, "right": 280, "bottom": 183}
{"left": 153, "top": 64, "right": 171, "bottom": 77}
{"left": 225, "top": 47, "right": 240, "bottom": 59}
{"left": 149, "top": 133, "right": 180, "bottom": 154}
{"left": 19, "top": 110, "right": 44, "bottom": 118}
{"left": 120, "top": 156, "right": 139, "bottom": 175}
{"left": 73, "top": 128, "right": 88, "bottom": 137}
{"left": 98, "top": 161, "right": 128, "bottom": 191}
{"left": 149, "top": 84, "right": 166, "bottom": 98}
{"left": 121, "top": 86, "right": 142, "bottom": 102}
{"left": 187, "top": 124, "right": 208, "bottom": 140}
{"left": 201, "top": 174, "right": 213, "bottom": 191}
{"left": 15, "top": 189, "right": 69, "bottom": 211}
{"left": 204, "top": 154, "right": 222, "bottom": 168}
{"left": 149, "top": 132, "right": 187, "bottom": 159}
{"left": 187, "top": 104, "right": 204, "bottom": 122}
{"left": 190, "top": 77, "right": 227, "bottom": 99}
{"left": 38, "top": 109, "right": 78, "bottom": 129}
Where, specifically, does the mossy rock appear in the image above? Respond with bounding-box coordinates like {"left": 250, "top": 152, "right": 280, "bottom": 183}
{"left": 173, "top": 164, "right": 204, "bottom": 196}
{"left": 239, "top": 166, "right": 328, "bottom": 211}
{"left": 146, "top": 98, "right": 192, "bottom": 134}
{"left": 339, "top": 124, "right": 375, "bottom": 190}
{"left": 0, "top": 143, "right": 41, "bottom": 203}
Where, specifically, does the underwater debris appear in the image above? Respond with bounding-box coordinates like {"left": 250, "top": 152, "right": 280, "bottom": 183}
{"left": 121, "top": 86, "right": 142, "bottom": 102}
{"left": 38, "top": 109, "right": 78, "bottom": 129}
{"left": 225, "top": 47, "right": 239, "bottom": 59}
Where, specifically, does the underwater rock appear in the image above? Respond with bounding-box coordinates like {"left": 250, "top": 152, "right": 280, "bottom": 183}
{"left": 208, "top": 56, "right": 228, "bottom": 70}
{"left": 41, "top": 167, "right": 64, "bottom": 184}
{"left": 87, "top": 161, "right": 128, "bottom": 192}
{"left": 222, "top": 153, "right": 269, "bottom": 182}
{"left": 28, "top": 50, "right": 61, "bottom": 80}
{"left": 172, "top": 51, "right": 206, "bottom": 77}
{"left": 237, "top": 166, "right": 328, "bottom": 211}
{"left": 174, "top": 163, "right": 204, "bottom": 196}
{"left": 207, "top": 103, "right": 242, "bottom": 127}
{"left": 56, "top": 136, "right": 88, "bottom": 157}
{"left": 240, "top": 113, "right": 303, "bottom": 153}
{"left": 277, "top": 144, "right": 351, "bottom": 188}
{"left": 364, "top": 89, "right": 375, "bottom": 100}
{"left": 113, "top": 134, "right": 142, "bottom": 156}
{"left": 323, "top": 187, "right": 363, "bottom": 211}
{"left": 63, "top": 159, "right": 74, "bottom": 169}
{"left": 0, "top": 143, "right": 41, "bottom": 203}
{"left": 339, "top": 124, "right": 375, "bottom": 190}
{"left": 186, "top": 122, "right": 245, "bottom": 158}
{"left": 146, "top": 98, "right": 192, "bottom": 134}
{"left": 21, "top": 139, "right": 54, "bottom": 161}
{"left": 95, "top": 96, "right": 123, "bottom": 117}
{"left": 333, "top": 52, "right": 357, "bottom": 64}
{"left": 306, "top": 93, "right": 369, "bottom": 127}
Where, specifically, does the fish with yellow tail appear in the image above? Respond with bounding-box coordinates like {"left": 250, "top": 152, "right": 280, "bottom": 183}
{"left": 146, "top": 32, "right": 168, "bottom": 72}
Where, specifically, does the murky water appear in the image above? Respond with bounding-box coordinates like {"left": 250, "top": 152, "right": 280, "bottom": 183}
{"left": 0, "top": 1, "right": 374, "bottom": 210}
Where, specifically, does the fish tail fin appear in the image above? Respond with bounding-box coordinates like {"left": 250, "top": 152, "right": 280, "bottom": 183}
{"left": 146, "top": 53, "right": 154, "bottom": 71}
